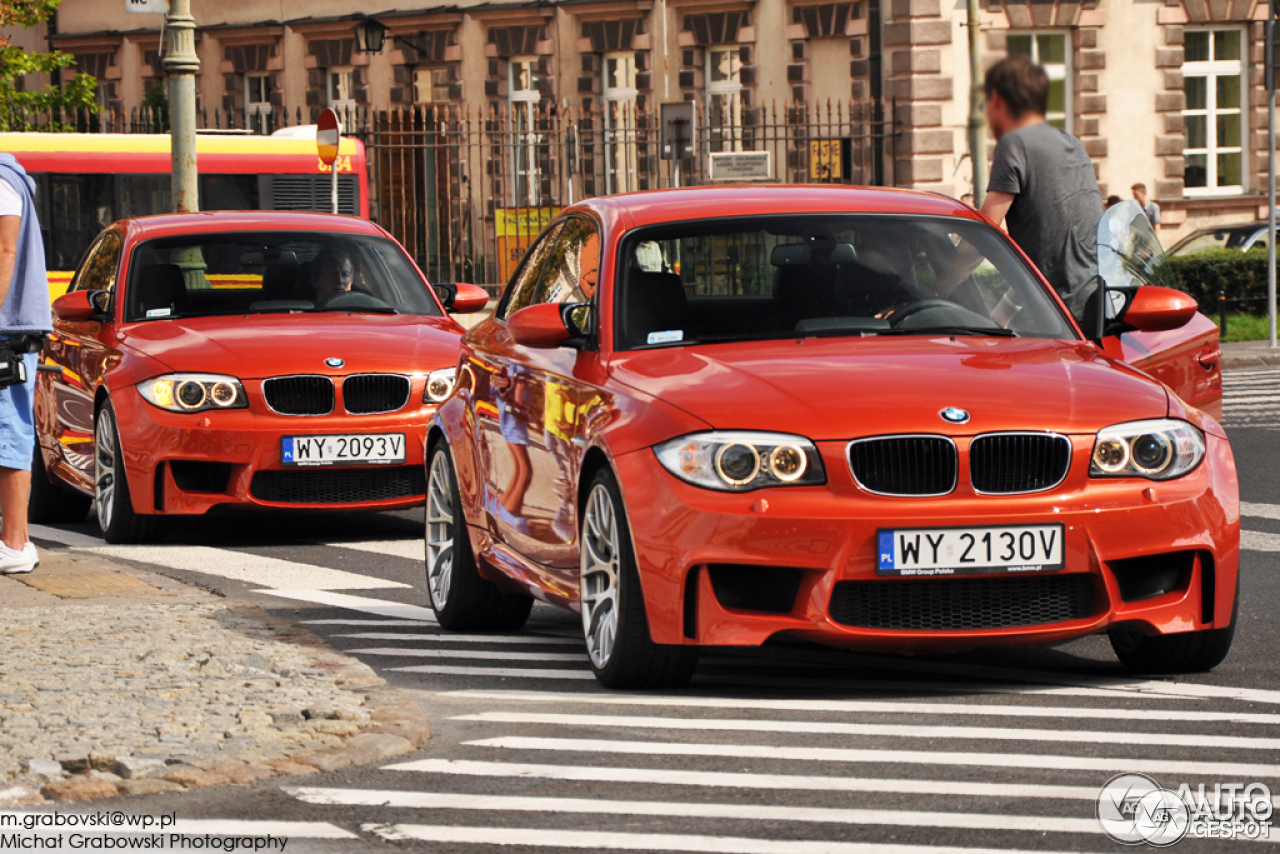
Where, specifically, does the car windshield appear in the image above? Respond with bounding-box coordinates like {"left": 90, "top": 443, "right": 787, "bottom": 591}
{"left": 615, "top": 214, "right": 1078, "bottom": 350}
{"left": 124, "top": 231, "right": 441, "bottom": 322}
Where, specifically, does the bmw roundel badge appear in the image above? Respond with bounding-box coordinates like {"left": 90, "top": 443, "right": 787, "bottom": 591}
{"left": 325, "top": 357, "right": 345, "bottom": 368}
{"left": 940, "top": 407, "right": 970, "bottom": 425}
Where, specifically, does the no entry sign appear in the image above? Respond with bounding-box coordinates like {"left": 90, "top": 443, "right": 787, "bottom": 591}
{"left": 316, "top": 109, "right": 341, "bottom": 166}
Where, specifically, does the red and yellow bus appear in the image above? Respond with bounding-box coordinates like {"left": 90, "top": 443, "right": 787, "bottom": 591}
{"left": 0, "top": 132, "right": 368, "bottom": 297}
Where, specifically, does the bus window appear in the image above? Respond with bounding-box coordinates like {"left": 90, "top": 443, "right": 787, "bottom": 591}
{"left": 49, "top": 175, "right": 113, "bottom": 271}
{"left": 120, "top": 175, "right": 169, "bottom": 218}
{"left": 200, "top": 175, "right": 258, "bottom": 211}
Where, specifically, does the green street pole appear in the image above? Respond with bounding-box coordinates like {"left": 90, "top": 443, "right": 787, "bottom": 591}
{"left": 164, "top": 0, "right": 200, "bottom": 213}
{"left": 967, "top": 0, "right": 986, "bottom": 207}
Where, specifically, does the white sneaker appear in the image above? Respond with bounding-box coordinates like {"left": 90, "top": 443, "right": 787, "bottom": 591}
{"left": 0, "top": 542, "right": 38, "bottom": 575}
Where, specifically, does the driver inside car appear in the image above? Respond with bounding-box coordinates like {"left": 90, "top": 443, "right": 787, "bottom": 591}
{"left": 310, "top": 248, "right": 355, "bottom": 308}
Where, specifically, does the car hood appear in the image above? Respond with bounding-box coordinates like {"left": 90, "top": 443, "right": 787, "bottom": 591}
{"left": 607, "top": 336, "right": 1170, "bottom": 439}
{"left": 118, "top": 312, "right": 465, "bottom": 379}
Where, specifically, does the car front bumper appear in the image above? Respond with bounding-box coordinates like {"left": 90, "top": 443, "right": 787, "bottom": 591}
{"left": 613, "top": 433, "right": 1240, "bottom": 650}
{"left": 114, "top": 389, "right": 433, "bottom": 515}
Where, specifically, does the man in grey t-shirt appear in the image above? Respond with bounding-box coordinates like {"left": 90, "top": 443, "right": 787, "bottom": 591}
{"left": 980, "top": 56, "right": 1102, "bottom": 331}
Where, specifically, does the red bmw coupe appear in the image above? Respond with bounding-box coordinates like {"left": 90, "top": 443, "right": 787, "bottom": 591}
{"left": 426, "top": 187, "right": 1238, "bottom": 688}
{"left": 31, "top": 211, "right": 487, "bottom": 544}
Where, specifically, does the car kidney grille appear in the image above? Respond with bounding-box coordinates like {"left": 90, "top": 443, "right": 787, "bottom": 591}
{"left": 829, "top": 575, "right": 1096, "bottom": 631}
{"left": 848, "top": 437, "right": 956, "bottom": 496}
{"left": 343, "top": 374, "right": 411, "bottom": 415}
{"left": 263, "top": 376, "right": 334, "bottom": 416}
{"left": 970, "top": 433, "right": 1072, "bottom": 494}
{"left": 250, "top": 466, "right": 426, "bottom": 504}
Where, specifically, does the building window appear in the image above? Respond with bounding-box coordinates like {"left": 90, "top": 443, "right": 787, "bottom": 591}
{"left": 510, "top": 57, "right": 542, "bottom": 206}
{"left": 707, "top": 46, "right": 743, "bottom": 152}
{"left": 327, "top": 66, "right": 355, "bottom": 108}
{"left": 414, "top": 68, "right": 450, "bottom": 104}
{"left": 1006, "top": 32, "right": 1070, "bottom": 133}
{"left": 603, "top": 52, "right": 638, "bottom": 194}
{"left": 245, "top": 73, "right": 270, "bottom": 132}
{"left": 1182, "top": 29, "right": 1244, "bottom": 194}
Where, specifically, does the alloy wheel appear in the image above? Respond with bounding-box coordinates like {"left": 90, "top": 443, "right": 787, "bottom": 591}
{"left": 95, "top": 412, "right": 117, "bottom": 533}
{"left": 425, "top": 451, "right": 455, "bottom": 609}
{"left": 581, "top": 483, "right": 620, "bottom": 669}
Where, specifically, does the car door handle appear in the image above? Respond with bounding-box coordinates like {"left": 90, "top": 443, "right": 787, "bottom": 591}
{"left": 1197, "top": 346, "right": 1222, "bottom": 370}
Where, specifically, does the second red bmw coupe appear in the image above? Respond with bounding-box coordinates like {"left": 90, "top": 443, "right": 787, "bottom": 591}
{"left": 32, "top": 211, "right": 487, "bottom": 543}
{"left": 426, "top": 187, "right": 1238, "bottom": 688}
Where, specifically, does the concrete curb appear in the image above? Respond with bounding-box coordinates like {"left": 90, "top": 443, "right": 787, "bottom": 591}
{"left": 1222, "top": 354, "right": 1280, "bottom": 370}
{"left": 0, "top": 557, "right": 430, "bottom": 807}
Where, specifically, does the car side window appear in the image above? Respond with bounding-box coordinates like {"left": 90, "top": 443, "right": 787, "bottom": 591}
{"left": 500, "top": 224, "right": 563, "bottom": 321}
{"left": 72, "top": 231, "right": 122, "bottom": 294}
{"left": 533, "top": 217, "right": 600, "bottom": 307}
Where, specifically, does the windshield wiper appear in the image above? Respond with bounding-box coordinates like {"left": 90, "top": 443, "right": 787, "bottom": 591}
{"left": 317, "top": 306, "right": 401, "bottom": 315}
{"left": 879, "top": 325, "right": 1017, "bottom": 337}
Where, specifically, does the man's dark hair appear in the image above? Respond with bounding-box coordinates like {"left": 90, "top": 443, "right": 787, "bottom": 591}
{"left": 984, "top": 55, "right": 1048, "bottom": 118}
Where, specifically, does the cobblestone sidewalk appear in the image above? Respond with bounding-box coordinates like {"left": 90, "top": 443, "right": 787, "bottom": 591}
{"left": 0, "top": 551, "right": 430, "bottom": 806}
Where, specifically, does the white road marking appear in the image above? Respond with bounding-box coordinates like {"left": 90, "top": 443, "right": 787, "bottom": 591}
{"left": 457, "top": 711, "right": 1280, "bottom": 750}
{"left": 467, "top": 736, "right": 1280, "bottom": 778}
{"left": 382, "top": 758, "right": 1099, "bottom": 801}
{"left": 820, "top": 652, "right": 1280, "bottom": 705}
{"left": 293, "top": 788, "right": 1098, "bottom": 834}
{"left": 312, "top": 539, "right": 422, "bottom": 561}
{"left": 78, "top": 544, "right": 408, "bottom": 591}
{"left": 1243, "top": 530, "right": 1280, "bottom": 552}
{"left": 337, "top": 632, "right": 579, "bottom": 645}
{"left": 304, "top": 619, "right": 434, "bottom": 627}
{"left": 256, "top": 589, "right": 436, "bottom": 621}
{"left": 442, "top": 689, "right": 1279, "bottom": 724}
{"left": 392, "top": 665, "right": 595, "bottom": 680}
{"left": 1242, "top": 503, "right": 1280, "bottom": 520}
{"left": 363, "top": 824, "right": 1115, "bottom": 854}
{"left": 351, "top": 647, "right": 585, "bottom": 662}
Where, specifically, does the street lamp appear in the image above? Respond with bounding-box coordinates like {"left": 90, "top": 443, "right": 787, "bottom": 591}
{"left": 354, "top": 16, "right": 389, "bottom": 54}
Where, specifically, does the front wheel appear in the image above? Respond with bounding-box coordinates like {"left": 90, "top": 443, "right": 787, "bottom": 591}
{"left": 580, "top": 468, "right": 698, "bottom": 688}
{"left": 425, "top": 442, "right": 532, "bottom": 631}
{"left": 95, "top": 402, "right": 166, "bottom": 545}
{"left": 1109, "top": 580, "right": 1237, "bottom": 674}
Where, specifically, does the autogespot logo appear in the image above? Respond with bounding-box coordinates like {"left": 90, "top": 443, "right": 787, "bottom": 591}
{"left": 1098, "top": 773, "right": 1190, "bottom": 846}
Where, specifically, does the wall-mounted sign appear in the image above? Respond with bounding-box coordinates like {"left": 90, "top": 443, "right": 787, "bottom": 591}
{"left": 809, "top": 139, "right": 850, "bottom": 181}
{"left": 126, "top": 0, "right": 170, "bottom": 12}
{"left": 708, "top": 151, "right": 772, "bottom": 182}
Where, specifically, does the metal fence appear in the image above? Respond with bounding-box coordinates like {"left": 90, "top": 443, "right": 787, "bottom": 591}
{"left": 3, "top": 99, "right": 899, "bottom": 287}
{"left": 360, "top": 99, "right": 899, "bottom": 286}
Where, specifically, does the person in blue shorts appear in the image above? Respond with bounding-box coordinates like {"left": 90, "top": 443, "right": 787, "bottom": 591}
{"left": 0, "top": 154, "right": 53, "bottom": 574}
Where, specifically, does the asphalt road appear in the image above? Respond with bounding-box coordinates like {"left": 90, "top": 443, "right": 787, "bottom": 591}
{"left": 18, "top": 365, "right": 1280, "bottom": 854}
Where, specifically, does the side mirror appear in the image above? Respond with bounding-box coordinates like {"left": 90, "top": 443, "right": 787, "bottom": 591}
{"left": 52, "top": 290, "right": 108, "bottom": 322}
{"left": 508, "top": 302, "right": 577, "bottom": 348}
{"left": 1116, "top": 286, "right": 1198, "bottom": 333}
{"left": 434, "top": 282, "right": 491, "bottom": 314}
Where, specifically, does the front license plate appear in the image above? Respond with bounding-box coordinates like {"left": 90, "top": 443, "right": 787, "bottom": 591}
{"left": 877, "top": 524, "right": 1065, "bottom": 576}
{"left": 282, "top": 433, "right": 406, "bottom": 467}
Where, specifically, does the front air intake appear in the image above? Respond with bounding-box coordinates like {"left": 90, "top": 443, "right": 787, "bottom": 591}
{"left": 848, "top": 436, "right": 957, "bottom": 496}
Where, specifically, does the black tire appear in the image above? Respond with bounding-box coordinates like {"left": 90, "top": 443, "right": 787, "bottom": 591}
{"left": 580, "top": 467, "right": 698, "bottom": 689}
{"left": 28, "top": 445, "right": 92, "bottom": 524}
{"left": 95, "top": 401, "right": 167, "bottom": 545}
{"left": 1109, "top": 577, "right": 1238, "bottom": 673}
{"left": 425, "top": 442, "right": 533, "bottom": 631}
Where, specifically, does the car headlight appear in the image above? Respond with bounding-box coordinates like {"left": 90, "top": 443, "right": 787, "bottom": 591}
{"left": 654, "top": 431, "right": 826, "bottom": 492}
{"left": 137, "top": 374, "right": 247, "bottom": 413}
{"left": 424, "top": 367, "right": 456, "bottom": 403}
{"left": 1090, "top": 419, "right": 1204, "bottom": 481}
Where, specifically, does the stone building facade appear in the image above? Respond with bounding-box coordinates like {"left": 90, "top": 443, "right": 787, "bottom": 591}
{"left": 4, "top": 0, "right": 1275, "bottom": 242}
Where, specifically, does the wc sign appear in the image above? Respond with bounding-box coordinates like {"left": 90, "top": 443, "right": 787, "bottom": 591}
{"left": 126, "top": 0, "right": 170, "bottom": 12}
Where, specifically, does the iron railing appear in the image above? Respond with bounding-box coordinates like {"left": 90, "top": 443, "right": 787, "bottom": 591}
{"left": 3, "top": 99, "right": 899, "bottom": 287}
